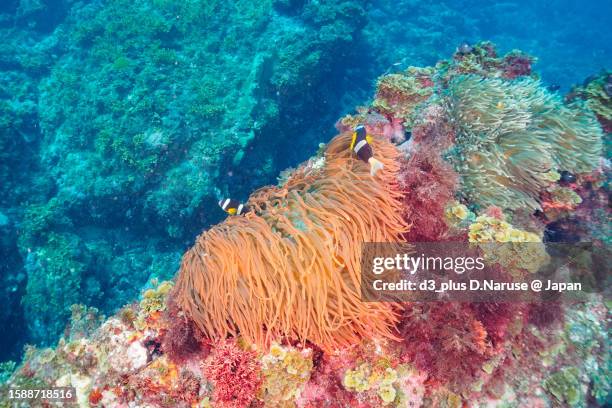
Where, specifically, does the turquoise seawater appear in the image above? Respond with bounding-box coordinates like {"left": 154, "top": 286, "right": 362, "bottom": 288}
{"left": 0, "top": 0, "right": 610, "bottom": 363}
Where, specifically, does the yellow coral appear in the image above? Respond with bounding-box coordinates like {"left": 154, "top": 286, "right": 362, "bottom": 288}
{"left": 140, "top": 280, "right": 174, "bottom": 314}
{"left": 344, "top": 362, "right": 404, "bottom": 405}
{"left": 269, "top": 343, "right": 287, "bottom": 360}
{"left": 381, "top": 367, "right": 398, "bottom": 385}
{"left": 343, "top": 371, "right": 357, "bottom": 388}
{"left": 452, "top": 204, "right": 468, "bottom": 220}
{"left": 445, "top": 202, "right": 473, "bottom": 230}
{"left": 468, "top": 215, "right": 540, "bottom": 243}
{"left": 378, "top": 384, "right": 397, "bottom": 404}
{"left": 343, "top": 363, "right": 372, "bottom": 392}
{"left": 469, "top": 215, "right": 549, "bottom": 274}
{"left": 373, "top": 67, "right": 435, "bottom": 123}
{"left": 261, "top": 344, "right": 313, "bottom": 406}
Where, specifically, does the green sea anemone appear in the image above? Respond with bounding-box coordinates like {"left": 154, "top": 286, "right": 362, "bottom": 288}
{"left": 444, "top": 74, "right": 603, "bottom": 210}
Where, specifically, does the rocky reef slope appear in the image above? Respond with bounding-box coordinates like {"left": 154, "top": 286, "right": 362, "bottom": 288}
{"left": 2, "top": 0, "right": 611, "bottom": 364}
{"left": 1, "top": 43, "right": 609, "bottom": 408}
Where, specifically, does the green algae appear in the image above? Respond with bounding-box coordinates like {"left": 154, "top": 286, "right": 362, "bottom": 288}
{"left": 544, "top": 367, "right": 584, "bottom": 407}
{"left": 22, "top": 232, "right": 86, "bottom": 344}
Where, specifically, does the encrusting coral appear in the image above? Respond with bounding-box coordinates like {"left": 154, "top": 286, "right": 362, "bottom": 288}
{"left": 468, "top": 214, "right": 549, "bottom": 275}
{"left": 372, "top": 67, "right": 436, "bottom": 126}
{"left": 444, "top": 74, "right": 603, "bottom": 211}
{"left": 173, "top": 132, "right": 410, "bottom": 351}
{"left": 568, "top": 71, "right": 612, "bottom": 133}
{"left": 261, "top": 342, "right": 313, "bottom": 406}
{"left": 342, "top": 360, "right": 426, "bottom": 406}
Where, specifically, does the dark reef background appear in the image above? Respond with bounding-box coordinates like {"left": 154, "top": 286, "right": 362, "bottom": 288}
{"left": 0, "top": 0, "right": 610, "bottom": 363}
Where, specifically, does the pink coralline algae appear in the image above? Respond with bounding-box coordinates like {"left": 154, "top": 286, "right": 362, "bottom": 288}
{"left": 202, "top": 340, "right": 263, "bottom": 408}
{"left": 336, "top": 110, "right": 407, "bottom": 144}
{"left": 399, "top": 303, "right": 493, "bottom": 391}
{"left": 400, "top": 152, "right": 458, "bottom": 242}
{"left": 501, "top": 53, "right": 534, "bottom": 79}
{"left": 297, "top": 350, "right": 362, "bottom": 408}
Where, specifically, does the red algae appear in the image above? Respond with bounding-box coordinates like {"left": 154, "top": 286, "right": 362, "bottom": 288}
{"left": 501, "top": 54, "right": 534, "bottom": 79}
{"left": 202, "top": 340, "right": 262, "bottom": 408}
{"left": 399, "top": 105, "right": 459, "bottom": 242}
{"left": 161, "top": 294, "right": 210, "bottom": 363}
{"left": 399, "top": 303, "right": 494, "bottom": 392}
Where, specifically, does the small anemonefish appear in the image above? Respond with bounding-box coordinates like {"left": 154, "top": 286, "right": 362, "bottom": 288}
{"left": 350, "top": 125, "right": 384, "bottom": 176}
{"left": 218, "top": 198, "right": 249, "bottom": 215}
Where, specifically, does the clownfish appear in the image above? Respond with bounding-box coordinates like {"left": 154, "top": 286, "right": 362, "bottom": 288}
{"left": 350, "top": 125, "right": 384, "bottom": 176}
{"left": 218, "top": 198, "right": 249, "bottom": 215}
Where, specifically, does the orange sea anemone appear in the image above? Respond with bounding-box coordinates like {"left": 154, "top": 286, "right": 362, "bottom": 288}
{"left": 173, "top": 132, "right": 409, "bottom": 350}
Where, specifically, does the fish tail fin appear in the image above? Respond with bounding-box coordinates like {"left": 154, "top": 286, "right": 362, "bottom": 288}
{"left": 368, "top": 157, "right": 384, "bottom": 176}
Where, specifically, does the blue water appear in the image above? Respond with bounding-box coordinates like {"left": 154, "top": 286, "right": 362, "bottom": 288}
{"left": 0, "top": 0, "right": 610, "bottom": 363}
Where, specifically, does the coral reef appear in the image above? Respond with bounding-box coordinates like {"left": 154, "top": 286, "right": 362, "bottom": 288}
{"left": 0, "top": 41, "right": 609, "bottom": 408}
{"left": 568, "top": 71, "right": 612, "bottom": 133}
{"left": 2, "top": 0, "right": 611, "bottom": 363}
{"left": 6, "top": 291, "right": 604, "bottom": 407}
{"left": 0, "top": 0, "right": 372, "bottom": 355}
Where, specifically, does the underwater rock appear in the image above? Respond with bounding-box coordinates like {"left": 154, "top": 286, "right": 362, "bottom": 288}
{"left": 0, "top": 0, "right": 373, "bottom": 355}
{"left": 568, "top": 71, "right": 612, "bottom": 134}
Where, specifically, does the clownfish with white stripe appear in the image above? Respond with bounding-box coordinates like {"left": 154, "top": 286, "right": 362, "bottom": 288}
{"left": 218, "top": 198, "right": 250, "bottom": 215}
{"left": 350, "top": 125, "right": 384, "bottom": 176}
